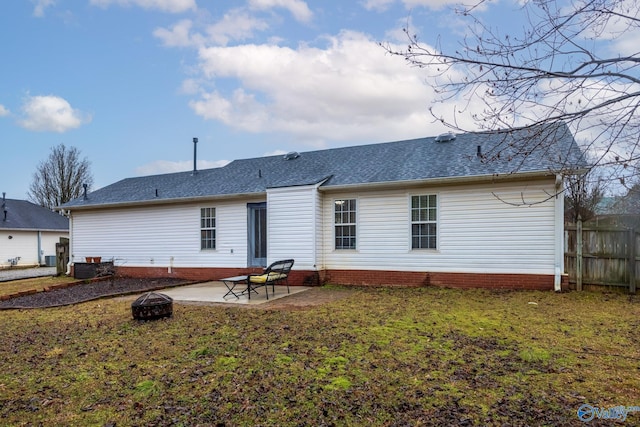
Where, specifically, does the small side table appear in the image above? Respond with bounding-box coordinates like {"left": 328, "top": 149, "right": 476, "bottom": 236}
{"left": 219, "top": 276, "right": 249, "bottom": 300}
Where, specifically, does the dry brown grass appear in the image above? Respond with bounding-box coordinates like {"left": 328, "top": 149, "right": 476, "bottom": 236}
{"left": 0, "top": 285, "right": 638, "bottom": 426}
{"left": 0, "top": 275, "right": 77, "bottom": 297}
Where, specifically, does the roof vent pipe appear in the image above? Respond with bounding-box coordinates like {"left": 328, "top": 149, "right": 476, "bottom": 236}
{"left": 83, "top": 184, "right": 88, "bottom": 200}
{"left": 192, "top": 137, "right": 198, "bottom": 175}
{"left": 2, "top": 192, "right": 5, "bottom": 208}
{"left": 477, "top": 145, "right": 482, "bottom": 157}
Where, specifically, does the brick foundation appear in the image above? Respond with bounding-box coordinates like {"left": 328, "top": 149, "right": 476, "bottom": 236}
{"left": 427, "top": 272, "right": 567, "bottom": 291}
{"left": 97, "top": 266, "right": 317, "bottom": 288}
{"left": 319, "top": 269, "right": 430, "bottom": 287}
{"left": 74, "top": 264, "right": 566, "bottom": 291}
{"left": 320, "top": 269, "right": 563, "bottom": 290}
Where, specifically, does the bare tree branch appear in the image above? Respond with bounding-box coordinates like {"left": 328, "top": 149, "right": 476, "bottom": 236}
{"left": 28, "top": 144, "right": 94, "bottom": 210}
{"left": 382, "top": 0, "right": 640, "bottom": 186}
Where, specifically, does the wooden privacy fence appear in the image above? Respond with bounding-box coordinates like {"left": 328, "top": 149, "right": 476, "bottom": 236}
{"left": 565, "top": 221, "right": 638, "bottom": 293}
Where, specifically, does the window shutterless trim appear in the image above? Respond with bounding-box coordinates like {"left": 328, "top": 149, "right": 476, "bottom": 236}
{"left": 334, "top": 198, "right": 357, "bottom": 250}
{"left": 200, "top": 207, "right": 216, "bottom": 250}
{"left": 410, "top": 194, "right": 437, "bottom": 250}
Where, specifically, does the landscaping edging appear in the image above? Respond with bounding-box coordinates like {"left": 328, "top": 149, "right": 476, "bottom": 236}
{"left": 0, "top": 277, "right": 195, "bottom": 310}
{"left": 0, "top": 276, "right": 109, "bottom": 302}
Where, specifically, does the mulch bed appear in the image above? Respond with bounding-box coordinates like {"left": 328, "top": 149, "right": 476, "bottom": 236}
{"left": 0, "top": 277, "right": 190, "bottom": 309}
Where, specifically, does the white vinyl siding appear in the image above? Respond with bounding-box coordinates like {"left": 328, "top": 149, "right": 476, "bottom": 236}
{"left": 39, "top": 231, "right": 67, "bottom": 263}
{"left": 0, "top": 230, "right": 68, "bottom": 268}
{"left": 322, "top": 179, "right": 559, "bottom": 275}
{"left": 0, "top": 231, "right": 38, "bottom": 266}
{"left": 70, "top": 200, "right": 262, "bottom": 269}
{"left": 267, "top": 185, "right": 318, "bottom": 270}
{"left": 69, "top": 177, "right": 560, "bottom": 276}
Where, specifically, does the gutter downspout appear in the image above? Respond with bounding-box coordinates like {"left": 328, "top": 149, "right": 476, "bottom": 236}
{"left": 313, "top": 178, "right": 331, "bottom": 276}
{"left": 37, "top": 231, "right": 42, "bottom": 266}
{"left": 312, "top": 182, "right": 322, "bottom": 273}
{"left": 554, "top": 174, "right": 564, "bottom": 291}
{"left": 66, "top": 214, "right": 73, "bottom": 275}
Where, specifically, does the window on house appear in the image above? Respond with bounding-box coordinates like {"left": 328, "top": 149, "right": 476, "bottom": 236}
{"left": 335, "top": 199, "right": 356, "bottom": 250}
{"left": 411, "top": 195, "right": 437, "bottom": 249}
{"left": 200, "top": 207, "right": 216, "bottom": 250}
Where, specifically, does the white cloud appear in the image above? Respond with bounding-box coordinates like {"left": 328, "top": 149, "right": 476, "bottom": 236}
{"left": 135, "top": 159, "right": 229, "bottom": 175}
{"left": 154, "top": 19, "right": 202, "bottom": 47}
{"left": 0, "top": 105, "right": 9, "bottom": 117}
{"left": 19, "top": 95, "right": 91, "bottom": 133}
{"left": 32, "top": 0, "right": 55, "bottom": 17}
{"left": 248, "top": 0, "right": 313, "bottom": 23}
{"left": 361, "top": 0, "right": 395, "bottom": 12}
{"left": 179, "top": 78, "right": 202, "bottom": 94}
{"left": 90, "top": 0, "right": 197, "bottom": 13}
{"left": 555, "top": 0, "right": 639, "bottom": 57}
{"left": 188, "top": 31, "right": 467, "bottom": 145}
{"left": 205, "top": 9, "right": 270, "bottom": 46}
{"left": 402, "top": 0, "right": 475, "bottom": 9}
{"left": 610, "top": 29, "right": 640, "bottom": 57}
{"left": 154, "top": 11, "right": 269, "bottom": 48}
{"left": 363, "top": 0, "right": 478, "bottom": 11}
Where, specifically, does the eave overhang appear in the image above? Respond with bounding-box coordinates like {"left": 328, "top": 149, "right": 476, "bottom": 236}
{"left": 57, "top": 191, "right": 266, "bottom": 213}
{"left": 318, "top": 170, "right": 561, "bottom": 193}
{"left": 58, "top": 169, "right": 572, "bottom": 212}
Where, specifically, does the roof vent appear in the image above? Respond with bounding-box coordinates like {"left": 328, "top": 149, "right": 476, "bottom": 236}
{"left": 435, "top": 132, "right": 456, "bottom": 143}
{"left": 284, "top": 151, "right": 300, "bottom": 160}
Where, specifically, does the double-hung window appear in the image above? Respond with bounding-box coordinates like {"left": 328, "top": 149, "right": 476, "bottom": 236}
{"left": 200, "top": 207, "right": 216, "bottom": 250}
{"left": 411, "top": 195, "right": 437, "bottom": 249}
{"left": 334, "top": 199, "right": 356, "bottom": 250}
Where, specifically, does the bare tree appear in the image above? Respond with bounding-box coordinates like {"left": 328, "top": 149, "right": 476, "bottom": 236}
{"left": 564, "top": 169, "right": 606, "bottom": 223}
{"left": 383, "top": 0, "right": 639, "bottom": 186}
{"left": 611, "top": 180, "right": 640, "bottom": 214}
{"left": 28, "top": 144, "right": 94, "bottom": 210}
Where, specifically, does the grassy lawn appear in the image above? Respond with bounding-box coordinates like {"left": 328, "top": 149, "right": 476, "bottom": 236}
{"left": 0, "top": 286, "right": 638, "bottom": 426}
{"left": 0, "top": 276, "right": 77, "bottom": 297}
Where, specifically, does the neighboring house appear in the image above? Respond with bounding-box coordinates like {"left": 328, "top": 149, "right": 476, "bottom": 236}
{"left": 61, "top": 122, "right": 585, "bottom": 290}
{"left": 592, "top": 188, "right": 640, "bottom": 229}
{"left": 0, "top": 196, "right": 69, "bottom": 268}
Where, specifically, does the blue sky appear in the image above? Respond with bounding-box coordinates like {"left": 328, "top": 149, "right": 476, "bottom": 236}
{"left": 0, "top": 0, "right": 543, "bottom": 199}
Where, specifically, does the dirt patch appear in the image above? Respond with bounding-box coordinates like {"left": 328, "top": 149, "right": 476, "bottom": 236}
{"left": 259, "top": 286, "right": 354, "bottom": 310}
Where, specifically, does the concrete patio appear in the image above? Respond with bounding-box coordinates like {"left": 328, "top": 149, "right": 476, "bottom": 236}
{"left": 157, "top": 281, "right": 311, "bottom": 305}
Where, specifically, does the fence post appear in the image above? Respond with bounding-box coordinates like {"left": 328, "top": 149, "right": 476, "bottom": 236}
{"left": 629, "top": 228, "right": 636, "bottom": 294}
{"left": 576, "top": 218, "right": 583, "bottom": 292}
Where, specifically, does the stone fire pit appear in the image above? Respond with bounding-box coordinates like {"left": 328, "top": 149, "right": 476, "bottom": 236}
{"left": 131, "top": 292, "right": 173, "bottom": 320}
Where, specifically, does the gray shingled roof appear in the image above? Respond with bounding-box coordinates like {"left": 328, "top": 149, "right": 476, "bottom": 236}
{"left": 1, "top": 199, "right": 69, "bottom": 231}
{"left": 62, "top": 122, "right": 585, "bottom": 209}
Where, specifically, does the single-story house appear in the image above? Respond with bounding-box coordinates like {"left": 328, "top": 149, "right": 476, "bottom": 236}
{"left": 60, "top": 122, "right": 585, "bottom": 290}
{"left": 590, "top": 189, "right": 640, "bottom": 229}
{"left": 0, "top": 196, "right": 69, "bottom": 268}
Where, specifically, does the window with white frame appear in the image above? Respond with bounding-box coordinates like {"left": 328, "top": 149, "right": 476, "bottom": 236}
{"left": 200, "top": 207, "right": 216, "bottom": 250}
{"left": 411, "top": 195, "right": 437, "bottom": 249}
{"left": 334, "top": 199, "right": 356, "bottom": 250}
